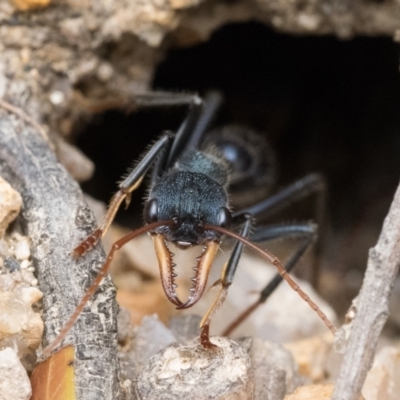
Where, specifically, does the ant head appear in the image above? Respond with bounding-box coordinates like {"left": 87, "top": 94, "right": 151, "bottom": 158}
{"left": 144, "top": 171, "right": 231, "bottom": 246}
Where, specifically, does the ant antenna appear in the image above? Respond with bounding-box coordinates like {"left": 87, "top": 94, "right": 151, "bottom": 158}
{"left": 204, "top": 224, "right": 337, "bottom": 335}
{"left": 42, "top": 220, "right": 173, "bottom": 357}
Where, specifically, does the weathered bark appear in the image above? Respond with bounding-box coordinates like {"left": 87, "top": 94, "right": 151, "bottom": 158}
{"left": 332, "top": 181, "right": 400, "bottom": 400}
{"left": 0, "top": 110, "right": 121, "bottom": 400}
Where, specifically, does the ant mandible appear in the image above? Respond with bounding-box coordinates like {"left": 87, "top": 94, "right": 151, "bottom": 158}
{"left": 43, "top": 92, "right": 336, "bottom": 356}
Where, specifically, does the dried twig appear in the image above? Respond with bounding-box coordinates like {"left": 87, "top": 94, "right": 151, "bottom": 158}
{"left": 332, "top": 181, "right": 400, "bottom": 400}
{"left": 0, "top": 107, "right": 122, "bottom": 399}
{"left": 0, "top": 99, "right": 51, "bottom": 146}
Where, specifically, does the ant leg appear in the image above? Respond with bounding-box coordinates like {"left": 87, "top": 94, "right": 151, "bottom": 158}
{"left": 133, "top": 91, "right": 204, "bottom": 108}
{"left": 77, "top": 90, "right": 208, "bottom": 116}
{"left": 236, "top": 173, "right": 326, "bottom": 220}
{"left": 204, "top": 223, "right": 337, "bottom": 338}
{"left": 73, "top": 131, "right": 175, "bottom": 257}
{"left": 222, "top": 223, "right": 316, "bottom": 336}
{"left": 148, "top": 92, "right": 222, "bottom": 184}
{"left": 43, "top": 220, "right": 173, "bottom": 356}
{"left": 236, "top": 173, "right": 327, "bottom": 289}
{"left": 134, "top": 91, "right": 220, "bottom": 165}
{"left": 185, "top": 91, "right": 222, "bottom": 150}
{"left": 163, "top": 95, "right": 203, "bottom": 170}
{"left": 164, "top": 91, "right": 222, "bottom": 169}
{"left": 250, "top": 222, "right": 316, "bottom": 242}
{"left": 200, "top": 213, "right": 253, "bottom": 349}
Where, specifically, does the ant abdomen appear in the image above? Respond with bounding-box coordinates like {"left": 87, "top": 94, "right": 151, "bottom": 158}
{"left": 203, "top": 125, "right": 277, "bottom": 209}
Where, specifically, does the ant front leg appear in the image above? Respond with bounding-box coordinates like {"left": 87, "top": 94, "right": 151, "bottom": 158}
{"left": 73, "top": 131, "right": 175, "bottom": 257}
{"left": 200, "top": 213, "right": 253, "bottom": 349}
{"left": 203, "top": 222, "right": 337, "bottom": 339}
{"left": 223, "top": 222, "right": 317, "bottom": 336}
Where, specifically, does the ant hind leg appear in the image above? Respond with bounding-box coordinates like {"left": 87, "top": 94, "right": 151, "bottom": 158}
{"left": 237, "top": 173, "right": 327, "bottom": 289}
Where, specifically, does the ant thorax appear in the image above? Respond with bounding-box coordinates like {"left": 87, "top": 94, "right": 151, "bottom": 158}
{"left": 147, "top": 149, "right": 231, "bottom": 246}
{"left": 174, "top": 148, "right": 230, "bottom": 188}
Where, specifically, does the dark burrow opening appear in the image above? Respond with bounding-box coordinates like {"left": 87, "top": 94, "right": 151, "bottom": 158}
{"left": 75, "top": 21, "right": 400, "bottom": 318}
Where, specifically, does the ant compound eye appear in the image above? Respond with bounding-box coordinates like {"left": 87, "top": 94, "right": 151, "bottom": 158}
{"left": 144, "top": 198, "right": 159, "bottom": 223}
{"left": 217, "top": 207, "right": 232, "bottom": 228}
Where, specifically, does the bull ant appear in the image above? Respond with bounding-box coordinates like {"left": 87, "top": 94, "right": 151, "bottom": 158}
{"left": 43, "top": 92, "right": 336, "bottom": 356}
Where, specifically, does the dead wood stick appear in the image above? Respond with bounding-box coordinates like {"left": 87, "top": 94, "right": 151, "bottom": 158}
{"left": 332, "top": 181, "right": 400, "bottom": 400}
{"left": 0, "top": 99, "right": 51, "bottom": 146}
{"left": 0, "top": 109, "right": 122, "bottom": 399}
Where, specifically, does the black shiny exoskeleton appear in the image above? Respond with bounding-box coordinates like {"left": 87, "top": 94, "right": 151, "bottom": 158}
{"left": 146, "top": 149, "right": 231, "bottom": 246}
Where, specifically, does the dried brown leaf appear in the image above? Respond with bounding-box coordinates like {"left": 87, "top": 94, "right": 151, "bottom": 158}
{"left": 30, "top": 346, "right": 75, "bottom": 400}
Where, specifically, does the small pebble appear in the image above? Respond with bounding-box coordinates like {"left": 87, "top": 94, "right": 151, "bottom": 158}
{"left": 169, "top": 314, "right": 201, "bottom": 342}
{"left": 20, "top": 287, "right": 43, "bottom": 306}
{"left": 0, "top": 288, "right": 44, "bottom": 352}
{"left": 4, "top": 257, "right": 20, "bottom": 272}
{"left": 56, "top": 139, "right": 95, "bottom": 182}
{"left": 122, "top": 379, "right": 132, "bottom": 389}
{"left": 14, "top": 238, "right": 30, "bottom": 261}
{"left": 284, "top": 384, "right": 334, "bottom": 400}
{"left": 97, "top": 62, "right": 114, "bottom": 82}
{"left": 20, "top": 260, "right": 30, "bottom": 269}
{"left": 0, "top": 348, "right": 31, "bottom": 400}
{"left": 49, "top": 90, "right": 65, "bottom": 105}
{"left": 0, "top": 177, "right": 22, "bottom": 239}
{"left": 362, "top": 345, "right": 400, "bottom": 400}
{"left": 130, "top": 315, "right": 177, "bottom": 374}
